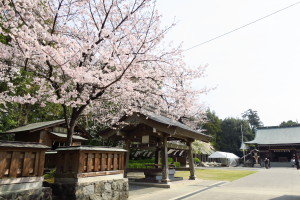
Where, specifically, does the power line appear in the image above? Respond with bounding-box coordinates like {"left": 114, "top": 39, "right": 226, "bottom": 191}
{"left": 184, "top": 1, "right": 300, "bottom": 51}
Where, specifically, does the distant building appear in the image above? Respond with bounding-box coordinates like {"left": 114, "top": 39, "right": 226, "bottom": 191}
{"left": 245, "top": 125, "right": 300, "bottom": 166}
{"left": 4, "top": 119, "right": 91, "bottom": 149}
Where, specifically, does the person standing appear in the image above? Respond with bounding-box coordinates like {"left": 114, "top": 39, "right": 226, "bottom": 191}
{"left": 264, "top": 158, "right": 269, "bottom": 169}
{"left": 295, "top": 155, "right": 299, "bottom": 170}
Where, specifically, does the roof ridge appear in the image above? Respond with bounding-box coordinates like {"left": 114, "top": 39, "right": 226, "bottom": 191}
{"left": 257, "top": 124, "right": 300, "bottom": 130}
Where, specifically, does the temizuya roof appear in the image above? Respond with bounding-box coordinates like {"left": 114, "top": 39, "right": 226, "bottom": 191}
{"left": 99, "top": 112, "right": 212, "bottom": 142}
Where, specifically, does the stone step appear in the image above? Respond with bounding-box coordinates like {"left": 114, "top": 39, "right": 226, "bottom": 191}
{"left": 269, "top": 162, "right": 292, "bottom": 167}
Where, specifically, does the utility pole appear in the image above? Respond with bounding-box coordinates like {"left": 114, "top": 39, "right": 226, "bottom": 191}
{"left": 241, "top": 124, "right": 246, "bottom": 166}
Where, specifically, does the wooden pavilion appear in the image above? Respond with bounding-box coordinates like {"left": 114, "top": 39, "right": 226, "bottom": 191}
{"left": 98, "top": 112, "right": 212, "bottom": 183}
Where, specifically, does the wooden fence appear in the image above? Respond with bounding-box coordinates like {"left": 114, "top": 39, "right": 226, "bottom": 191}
{"left": 0, "top": 141, "right": 49, "bottom": 178}
{"left": 55, "top": 146, "right": 126, "bottom": 178}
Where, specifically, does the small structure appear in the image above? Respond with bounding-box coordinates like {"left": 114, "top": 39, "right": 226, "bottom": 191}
{"left": 99, "top": 112, "right": 211, "bottom": 184}
{"left": 4, "top": 119, "right": 91, "bottom": 148}
{"left": 4, "top": 119, "right": 92, "bottom": 169}
{"left": 0, "top": 141, "right": 51, "bottom": 199}
{"left": 208, "top": 151, "right": 239, "bottom": 167}
{"left": 52, "top": 146, "right": 128, "bottom": 200}
{"left": 245, "top": 125, "right": 300, "bottom": 167}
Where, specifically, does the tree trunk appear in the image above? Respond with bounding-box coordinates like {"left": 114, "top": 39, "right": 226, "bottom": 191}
{"left": 65, "top": 105, "right": 88, "bottom": 146}
{"left": 66, "top": 119, "right": 76, "bottom": 146}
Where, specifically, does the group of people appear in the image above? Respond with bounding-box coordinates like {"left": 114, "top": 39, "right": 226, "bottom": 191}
{"left": 265, "top": 155, "right": 300, "bottom": 169}
{"left": 264, "top": 158, "right": 271, "bottom": 169}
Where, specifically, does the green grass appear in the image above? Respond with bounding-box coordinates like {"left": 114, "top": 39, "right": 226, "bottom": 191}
{"left": 176, "top": 169, "right": 257, "bottom": 182}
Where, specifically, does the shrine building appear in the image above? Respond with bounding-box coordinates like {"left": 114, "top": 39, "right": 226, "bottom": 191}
{"left": 245, "top": 125, "right": 300, "bottom": 166}
{"left": 3, "top": 119, "right": 91, "bottom": 149}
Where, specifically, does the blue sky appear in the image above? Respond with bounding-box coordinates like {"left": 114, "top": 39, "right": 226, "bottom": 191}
{"left": 156, "top": 0, "right": 300, "bottom": 126}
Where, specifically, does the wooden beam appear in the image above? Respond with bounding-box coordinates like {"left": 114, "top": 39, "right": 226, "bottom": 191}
{"left": 167, "top": 143, "right": 189, "bottom": 150}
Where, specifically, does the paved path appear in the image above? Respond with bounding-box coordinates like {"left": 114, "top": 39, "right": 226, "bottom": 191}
{"left": 129, "top": 167, "right": 300, "bottom": 200}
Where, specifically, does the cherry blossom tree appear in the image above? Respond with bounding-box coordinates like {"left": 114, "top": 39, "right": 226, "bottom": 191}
{"left": 0, "top": 0, "right": 208, "bottom": 145}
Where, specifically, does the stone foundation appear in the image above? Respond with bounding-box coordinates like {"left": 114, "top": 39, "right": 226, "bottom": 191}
{"left": 0, "top": 187, "right": 52, "bottom": 200}
{"left": 0, "top": 177, "right": 52, "bottom": 200}
{"left": 52, "top": 178, "right": 128, "bottom": 200}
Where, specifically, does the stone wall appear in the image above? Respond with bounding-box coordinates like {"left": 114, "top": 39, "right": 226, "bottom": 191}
{"left": 52, "top": 179, "right": 128, "bottom": 200}
{"left": 0, "top": 187, "right": 52, "bottom": 200}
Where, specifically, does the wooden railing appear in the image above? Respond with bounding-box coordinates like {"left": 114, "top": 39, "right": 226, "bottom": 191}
{"left": 55, "top": 146, "right": 126, "bottom": 178}
{"left": 0, "top": 141, "right": 49, "bottom": 178}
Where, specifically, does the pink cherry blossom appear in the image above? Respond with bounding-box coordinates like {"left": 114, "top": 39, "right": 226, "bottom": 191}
{"left": 0, "top": 0, "right": 209, "bottom": 145}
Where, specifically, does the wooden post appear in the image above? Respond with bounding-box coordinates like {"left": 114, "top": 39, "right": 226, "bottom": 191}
{"left": 124, "top": 139, "right": 131, "bottom": 178}
{"left": 155, "top": 138, "right": 161, "bottom": 168}
{"left": 161, "top": 135, "right": 170, "bottom": 183}
{"left": 187, "top": 141, "right": 196, "bottom": 180}
{"left": 155, "top": 149, "right": 161, "bottom": 168}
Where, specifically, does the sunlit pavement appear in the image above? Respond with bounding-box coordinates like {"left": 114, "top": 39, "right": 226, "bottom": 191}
{"left": 129, "top": 167, "right": 300, "bottom": 200}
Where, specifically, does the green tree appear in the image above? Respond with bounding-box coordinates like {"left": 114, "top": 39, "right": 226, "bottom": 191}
{"left": 242, "top": 109, "right": 263, "bottom": 132}
{"left": 201, "top": 110, "right": 222, "bottom": 150}
{"left": 279, "top": 120, "right": 298, "bottom": 127}
{"left": 218, "top": 118, "right": 253, "bottom": 156}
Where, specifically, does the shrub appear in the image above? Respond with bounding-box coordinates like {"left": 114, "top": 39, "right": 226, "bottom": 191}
{"left": 194, "top": 157, "right": 200, "bottom": 164}
{"left": 174, "top": 162, "right": 181, "bottom": 167}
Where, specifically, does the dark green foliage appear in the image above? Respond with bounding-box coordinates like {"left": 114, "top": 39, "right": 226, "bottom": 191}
{"left": 83, "top": 137, "right": 120, "bottom": 147}
{"left": 279, "top": 120, "right": 298, "bottom": 127}
{"left": 242, "top": 109, "right": 263, "bottom": 131}
{"left": 217, "top": 118, "right": 253, "bottom": 156}
{"left": 0, "top": 102, "right": 64, "bottom": 140}
{"left": 202, "top": 109, "right": 222, "bottom": 149}
{"left": 128, "top": 158, "right": 180, "bottom": 168}
{"left": 0, "top": 33, "right": 11, "bottom": 45}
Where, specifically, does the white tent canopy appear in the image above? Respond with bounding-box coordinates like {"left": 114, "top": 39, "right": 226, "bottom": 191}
{"left": 208, "top": 151, "right": 239, "bottom": 166}
{"left": 208, "top": 151, "right": 239, "bottom": 159}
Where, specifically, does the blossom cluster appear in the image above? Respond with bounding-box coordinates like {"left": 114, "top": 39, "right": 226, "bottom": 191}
{"left": 0, "top": 0, "right": 208, "bottom": 126}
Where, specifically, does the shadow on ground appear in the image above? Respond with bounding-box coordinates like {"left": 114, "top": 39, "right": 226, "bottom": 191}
{"left": 270, "top": 195, "right": 300, "bottom": 200}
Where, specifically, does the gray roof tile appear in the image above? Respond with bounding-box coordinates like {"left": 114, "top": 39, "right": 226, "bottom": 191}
{"left": 246, "top": 126, "right": 300, "bottom": 145}
{"left": 5, "top": 119, "right": 65, "bottom": 133}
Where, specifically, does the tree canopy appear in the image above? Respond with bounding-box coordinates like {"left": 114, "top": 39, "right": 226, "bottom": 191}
{"left": 242, "top": 109, "right": 263, "bottom": 132}
{"left": 279, "top": 120, "right": 298, "bottom": 127}
{"left": 218, "top": 118, "right": 253, "bottom": 156}
{"left": 0, "top": 0, "right": 208, "bottom": 145}
{"left": 201, "top": 109, "right": 222, "bottom": 149}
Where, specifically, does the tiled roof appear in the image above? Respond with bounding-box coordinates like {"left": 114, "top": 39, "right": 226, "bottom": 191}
{"left": 145, "top": 112, "right": 211, "bottom": 142}
{"left": 50, "top": 132, "right": 88, "bottom": 141}
{"left": 5, "top": 119, "right": 65, "bottom": 133}
{"left": 0, "top": 140, "right": 49, "bottom": 149}
{"left": 246, "top": 126, "right": 300, "bottom": 145}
